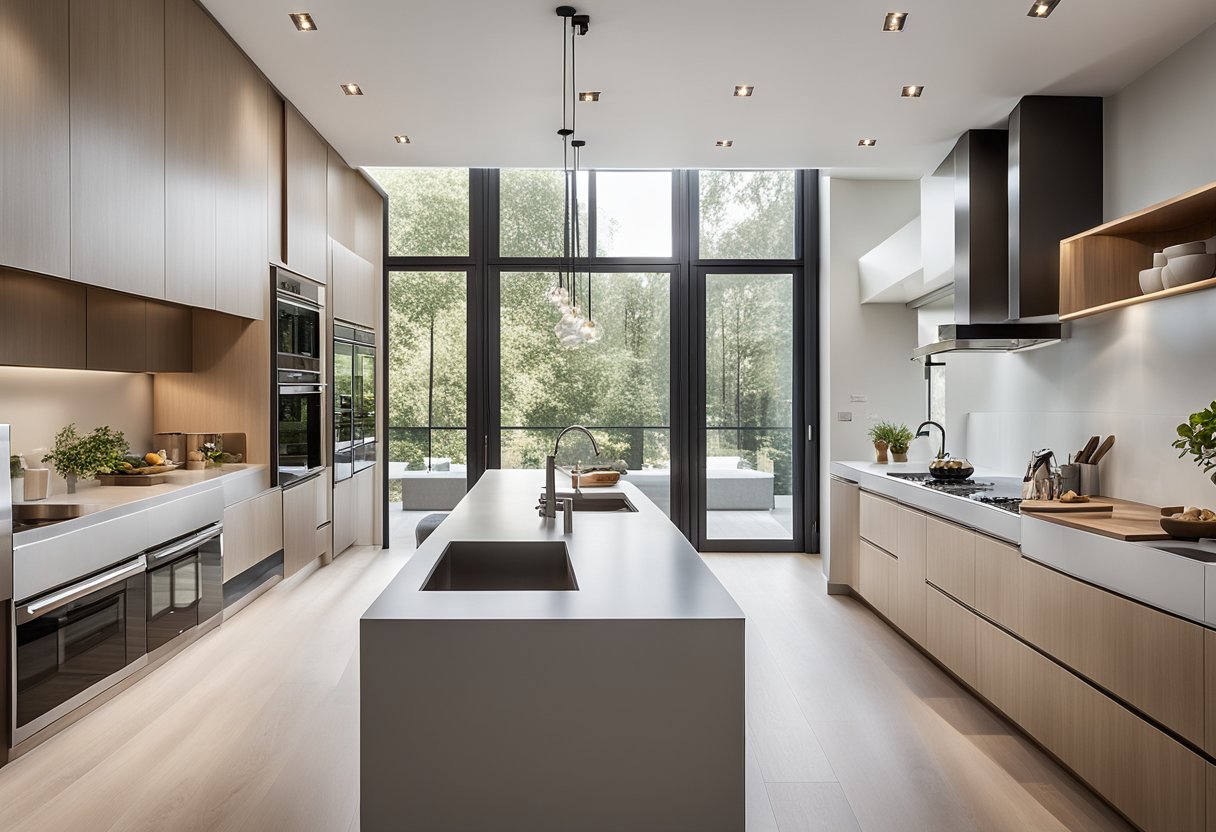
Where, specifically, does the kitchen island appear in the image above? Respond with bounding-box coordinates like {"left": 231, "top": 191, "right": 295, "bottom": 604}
{"left": 360, "top": 470, "right": 745, "bottom": 832}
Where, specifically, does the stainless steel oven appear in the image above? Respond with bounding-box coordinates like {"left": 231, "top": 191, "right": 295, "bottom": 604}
{"left": 275, "top": 267, "right": 326, "bottom": 486}
{"left": 278, "top": 377, "right": 324, "bottom": 485}
{"left": 13, "top": 556, "right": 147, "bottom": 745}
{"left": 146, "top": 523, "right": 223, "bottom": 655}
{"left": 276, "top": 267, "right": 323, "bottom": 377}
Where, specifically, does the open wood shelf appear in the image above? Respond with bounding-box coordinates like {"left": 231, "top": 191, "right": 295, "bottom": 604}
{"left": 1059, "top": 180, "right": 1216, "bottom": 321}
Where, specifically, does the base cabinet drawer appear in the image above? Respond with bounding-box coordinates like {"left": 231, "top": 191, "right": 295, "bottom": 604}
{"left": 974, "top": 535, "right": 1021, "bottom": 632}
{"left": 1019, "top": 633, "right": 1206, "bottom": 832}
{"left": 1020, "top": 558, "right": 1205, "bottom": 747}
{"left": 925, "top": 516, "right": 975, "bottom": 606}
{"left": 859, "top": 491, "right": 899, "bottom": 554}
{"left": 893, "top": 506, "right": 926, "bottom": 645}
{"left": 223, "top": 488, "right": 284, "bottom": 582}
{"left": 925, "top": 585, "right": 976, "bottom": 687}
{"left": 828, "top": 477, "right": 859, "bottom": 589}
{"left": 859, "top": 540, "right": 894, "bottom": 618}
{"left": 975, "top": 617, "right": 1023, "bottom": 724}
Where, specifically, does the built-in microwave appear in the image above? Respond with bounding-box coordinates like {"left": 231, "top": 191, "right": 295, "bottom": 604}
{"left": 275, "top": 268, "right": 324, "bottom": 378}
{"left": 333, "top": 323, "right": 376, "bottom": 482}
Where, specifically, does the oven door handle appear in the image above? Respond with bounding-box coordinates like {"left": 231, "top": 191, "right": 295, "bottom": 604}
{"left": 279, "top": 384, "right": 325, "bottom": 395}
{"left": 146, "top": 524, "right": 223, "bottom": 565}
{"left": 21, "top": 555, "right": 148, "bottom": 623}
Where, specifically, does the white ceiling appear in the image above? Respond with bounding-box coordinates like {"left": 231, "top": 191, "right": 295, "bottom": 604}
{"left": 200, "top": 0, "right": 1216, "bottom": 177}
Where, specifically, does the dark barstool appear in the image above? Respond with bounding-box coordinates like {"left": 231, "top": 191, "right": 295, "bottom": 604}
{"left": 415, "top": 513, "right": 448, "bottom": 547}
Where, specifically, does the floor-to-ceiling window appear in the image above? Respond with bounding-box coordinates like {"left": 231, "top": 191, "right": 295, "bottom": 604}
{"left": 368, "top": 167, "right": 819, "bottom": 552}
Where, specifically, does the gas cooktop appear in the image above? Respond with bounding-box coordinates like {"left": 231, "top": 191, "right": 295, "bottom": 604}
{"left": 887, "top": 472, "right": 1024, "bottom": 514}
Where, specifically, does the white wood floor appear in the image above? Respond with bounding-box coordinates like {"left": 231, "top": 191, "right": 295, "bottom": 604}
{"left": 0, "top": 526, "right": 1132, "bottom": 831}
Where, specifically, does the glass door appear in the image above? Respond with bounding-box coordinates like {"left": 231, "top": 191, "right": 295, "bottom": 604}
{"left": 696, "top": 269, "right": 800, "bottom": 550}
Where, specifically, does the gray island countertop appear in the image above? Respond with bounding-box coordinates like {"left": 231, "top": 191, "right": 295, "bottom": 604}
{"left": 363, "top": 468, "right": 745, "bottom": 621}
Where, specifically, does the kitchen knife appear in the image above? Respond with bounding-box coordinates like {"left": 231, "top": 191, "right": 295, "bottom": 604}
{"left": 1076, "top": 435, "right": 1100, "bottom": 464}
{"left": 1088, "top": 435, "right": 1116, "bottom": 466}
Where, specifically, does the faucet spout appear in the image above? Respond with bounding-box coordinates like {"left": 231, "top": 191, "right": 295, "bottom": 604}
{"left": 915, "top": 420, "right": 947, "bottom": 460}
{"left": 543, "top": 425, "right": 602, "bottom": 521}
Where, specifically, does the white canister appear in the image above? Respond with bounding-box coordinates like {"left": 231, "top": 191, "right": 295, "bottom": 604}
{"left": 10, "top": 477, "right": 24, "bottom": 503}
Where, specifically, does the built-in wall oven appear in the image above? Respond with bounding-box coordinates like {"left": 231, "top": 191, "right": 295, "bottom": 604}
{"left": 145, "top": 523, "right": 223, "bottom": 654}
{"left": 13, "top": 556, "right": 147, "bottom": 745}
{"left": 275, "top": 267, "right": 325, "bottom": 486}
{"left": 333, "top": 323, "right": 377, "bottom": 482}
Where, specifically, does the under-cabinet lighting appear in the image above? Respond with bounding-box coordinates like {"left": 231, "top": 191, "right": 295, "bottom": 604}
{"left": 341, "top": 83, "right": 363, "bottom": 96}
{"left": 715, "top": 139, "right": 734, "bottom": 148}
{"left": 858, "top": 138, "right": 877, "bottom": 147}
{"left": 393, "top": 135, "right": 411, "bottom": 144}
{"left": 733, "top": 84, "right": 754, "bottom": 97}
{"left": 1028, "top": 0, "right": 1060, "bottom": 17}
{"left": 883, "top": 12, "right": 907, "bottom": 31}
{"left": 901, "top": 84, "right": 924, "bottom": 98}
{"left": 578, "top": 91, "right": 601, "bottom": 102}
{"left": 289, "top": 12, "right": 316, "bottom": 31}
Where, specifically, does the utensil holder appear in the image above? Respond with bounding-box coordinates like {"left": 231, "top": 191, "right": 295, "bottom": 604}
{"left": 1078, "top": 463, "right": 1100, "bottom": 497}
{"left": 22, "top": 468, "right": 49, "bottom": 501}
{"left": 1060, "top": 463, "right": 1080, "bottom": 495}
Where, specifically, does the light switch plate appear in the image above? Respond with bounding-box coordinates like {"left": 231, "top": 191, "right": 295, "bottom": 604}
{"left": 837, "top": 412, "right": 853, "bottom": 422}
{"left": 850, "top": 394, "right": 867, "bottom": 402}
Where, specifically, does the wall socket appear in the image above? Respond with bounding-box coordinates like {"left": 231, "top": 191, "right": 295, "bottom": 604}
{"left": 837, "top": 412, "right": 853, "bottom": 422}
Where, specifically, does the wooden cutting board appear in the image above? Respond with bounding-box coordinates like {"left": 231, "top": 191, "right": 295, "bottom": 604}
{"left": 1020, "top": 499, "right": 1114, "bottom": 514}
{"left": 1022, "top": 497, "right": 1173, "bottom": 541}
{"left": 97, "top": 473, "right": 169, "bottom": 486}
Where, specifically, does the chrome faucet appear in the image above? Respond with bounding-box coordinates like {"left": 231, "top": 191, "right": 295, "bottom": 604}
{"left": 916, "top": 420, "right": 947, "bottom": 459}
{"left": 543, "top": 425, "right": 601, "bottom": 522}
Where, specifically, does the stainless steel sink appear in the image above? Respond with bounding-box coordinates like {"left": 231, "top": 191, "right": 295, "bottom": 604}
{"left": 1153, "top": 544, "right": 1216, "bottom": 564}
{"left": 12, "top": 503, "right": 92, "bottom": 533}
{"left": 421, "top": 541, "right": 579, "bottom": 591}
{"left": 539, "top": 493, "right": 638, "bottom": 513}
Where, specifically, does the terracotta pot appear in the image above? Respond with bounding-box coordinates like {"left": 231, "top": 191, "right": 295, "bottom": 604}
{"left": 892, "top": 451, "right": 908, "bottom": 463}
{"left": 874, "top": 441, "right": 889, "bottom": 464}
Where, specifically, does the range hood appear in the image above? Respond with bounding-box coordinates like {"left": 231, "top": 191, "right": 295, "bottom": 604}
{"left": 915, "top": 96, "right": 1102, "bottom": 359}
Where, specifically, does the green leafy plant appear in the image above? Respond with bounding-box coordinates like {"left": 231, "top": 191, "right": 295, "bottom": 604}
{"left": 9, "top": 455, "right": 22, "bottom": 479}
{"left": 42, "top": 424, "right": 129, "bottom": 480}
{"left": 1172, "top": 401, "right": 1216, "bottom": 485}
{"left": 868, "top": 421, "right": 915, "bottom": 454}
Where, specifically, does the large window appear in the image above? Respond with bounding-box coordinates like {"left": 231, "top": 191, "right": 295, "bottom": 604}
{"left": 595, "top": 171, "right": 672, "bottom": 258}
{"left": 498, "top": 169, "right": 587, "bottom": 259}
{"left": 368, "top": 167, "right": 470, "bottom": 258}
{"left": 698, "top": 170, "right": 797, "bottom": 260}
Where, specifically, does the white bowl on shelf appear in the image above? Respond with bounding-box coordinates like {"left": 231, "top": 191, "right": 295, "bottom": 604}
{"left": 1163, "top": 253, "right": 1216, "bottom": 287}
{"left": 1163, "top": 241, "right": 1206, "bottom": 259}
{"left": 1139, "top": 267, "right": 1165, "bottom": 294}
{"left": 1153, "top": 252, "right": 1168, "bottom": 267}
{"left": 1206, "top": 235, "right": 1216, "bottom": 255}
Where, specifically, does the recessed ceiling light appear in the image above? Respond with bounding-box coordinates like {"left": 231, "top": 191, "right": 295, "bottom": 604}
{"left": 1028, "top": 0, "right": 1060, "bottom": 17}
{"left": 289, "top": 12, "right": 316, "bottom": 31}
{"left": 578, "top": 91, "right": 601, "bottom": 102}
{"left": 858, "top": 138, "right": 877, "bottom": 147}
{"left": 341, "top": 83, "right": 363, "bottom": 96}
{"left": 901, "top": 84, "right": 924, "bottom": 98}
{"left": 883, "top": 12, "right": 907, "bottom": 31}
{"left": 733, "top": 84, "right": 754, "bottom": 97}
{"left": 393, "top": 135, "right": 411, "bottom": 144}
{"left": 715, "top": 139, "right": 734, "bottom": 148}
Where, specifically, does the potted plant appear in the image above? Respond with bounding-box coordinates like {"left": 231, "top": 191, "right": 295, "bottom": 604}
{"left": 868, "top": 421, "right": 915, "bottom": 464}
{"left": 9, "top": 454, "right": 23, "bottom": 503}
{"left": 1172, "top": 400, "right": 1216, "bottom": 485}
{"left": 41, "top": 424, "right": 129, "bottom": 494}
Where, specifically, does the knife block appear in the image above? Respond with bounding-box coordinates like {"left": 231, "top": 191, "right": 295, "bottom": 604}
{"left": 1078, "top": 463, "right": 1101, "bottom": 497}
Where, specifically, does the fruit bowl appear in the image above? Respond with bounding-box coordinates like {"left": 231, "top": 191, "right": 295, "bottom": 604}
{"left": 1160, "top": 517, "right": 1216, "bottom": 540}
{"left": 928, "top": 459, "right": 975, "bottom": 481}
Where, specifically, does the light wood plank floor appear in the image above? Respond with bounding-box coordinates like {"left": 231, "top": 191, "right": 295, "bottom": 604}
{"left": 0, "top": 536, "right": 1132, "bottom": 831}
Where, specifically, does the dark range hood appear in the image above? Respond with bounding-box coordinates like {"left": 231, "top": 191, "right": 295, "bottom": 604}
{"left": 915, "top": 96, "right": 1103, "bottom": 359}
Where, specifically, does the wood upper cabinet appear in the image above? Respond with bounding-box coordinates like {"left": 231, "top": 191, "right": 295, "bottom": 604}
{"left": 70, "top": 0, "right": 166, "bottom": 298}
{"left": 925, "top": 516, "right": 976, "bottom": 606}
{"left": 284, "top": 105, "right": 328, "bottom": 283}
{"left": 145, "top": 299, "right": 193, "bottom": 372}
{"left": 354, "top": 172, "right": 384, "bottom": 269}
{"left": 85, "top": 287, "right": 191, "bottom": 372}
{"left": 1020, "top": 557, "right": 1205, "bottom": 748}
{"left": 331, "top": 240, "right": 376, "bottom": 327}
{"left": 327, "top": 148, "right": 357, "bottom": 255}
{"left": 164, "top": 0, "right": 218, "bottom": 309}
{"left": 0, "top": 0, "right": 71, "bottom": 278}
{"left": 0, "top": 269, "right": 85, "bottom": 368}
{"left": 214, "top": 33, "right": 268, "bottom": 320}
{"left": 268, "top": 91, "right": 285, "bottom": 264}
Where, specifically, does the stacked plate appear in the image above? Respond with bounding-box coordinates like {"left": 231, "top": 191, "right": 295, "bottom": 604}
{"left": 1141, "top": 236, "right": 1216, "bottom": 294}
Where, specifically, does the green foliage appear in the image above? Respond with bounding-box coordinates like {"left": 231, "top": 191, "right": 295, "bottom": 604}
{"left": 699, "top": 170, "right": 796, "bottom": 259}
{"left": 9, "top": 455, "right": 21, "bottom": 479}
{"left": 367, "top": 167, "right": 470, "bottom": 258}
{"left": 1172, "top": 401, "right": 1216, "bottom": 485}
{"left": 868, "top": 421, "right": 914, "bottom": 453}
{"left": 42, "top": 424, "right": 129, "bottom": 479}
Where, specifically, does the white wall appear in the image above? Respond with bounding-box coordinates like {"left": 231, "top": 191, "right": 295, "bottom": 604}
{"left": 819, "top": 177, "right": 924, "bottom": 560}
{"left": 1104, "top": 23, "right": 1216, "bottom": 220}
{"left": 0, "top": 367, "right": 153, "bottom": 494}
{"left": 942, "top": 22, "right": 1216, "bottom": 509}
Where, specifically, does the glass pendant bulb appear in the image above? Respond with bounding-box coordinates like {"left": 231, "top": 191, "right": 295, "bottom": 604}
{"left": 546, "top": 284, "right": 570, "bottom": 307}
{"left": 579, "top": 319, "right": 601, "bottom": 344}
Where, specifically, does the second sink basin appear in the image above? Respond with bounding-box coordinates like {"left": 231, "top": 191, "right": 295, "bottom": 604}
{"left": 541, "top": 492, "right": 638, "bottom": 513}
{"left": 421, "top": 541, "right": 579, "bottom": 591}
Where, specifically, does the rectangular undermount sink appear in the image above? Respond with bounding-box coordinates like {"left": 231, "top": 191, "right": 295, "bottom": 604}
{"left": 421, "top": 541, "right": 579, "bottom": 591}
{"left": 561, "top": 493, "right": 638, "bottom": 512}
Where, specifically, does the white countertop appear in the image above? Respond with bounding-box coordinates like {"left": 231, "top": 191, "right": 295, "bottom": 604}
{"left": 830, "top": 460, "right": 1022, "bottom": 543}
{"left": 363, "top": 469, "right": 745, "bottom": 622}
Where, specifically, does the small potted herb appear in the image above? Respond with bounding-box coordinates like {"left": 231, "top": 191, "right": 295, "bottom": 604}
{"left": 42, "top": 424, "right": 129, "bottom": 493}
{"left": 868, "top": 421, "right": 915, "bottom": 464}
{"left": 200, "top": 441, "right": 224, "bottom": 468}
{"left": 9, "top": 454, "right": 23, "bottom": 502}
{"left": 1172, "top": 401, "right": 1216, "bottom": 485}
